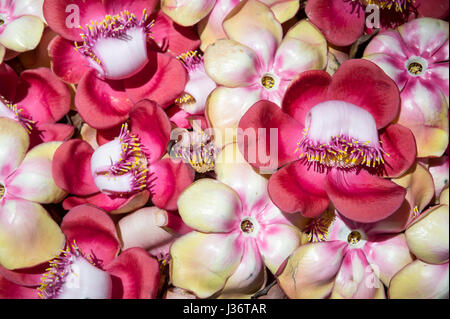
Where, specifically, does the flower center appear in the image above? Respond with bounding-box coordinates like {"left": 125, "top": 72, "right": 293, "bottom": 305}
{"left": 170, "top": 127, "right": 219, "bottom": 174}
{"left": 261, "top": 73, "right": 279, "bottom": 90}
{"left": 0, "top": 96, "right": 34, "bottom": 133}
{"left": 90, "top": 123, "right": 153, "bottom": 197}
{"left": 240, "top": 218, "right": 255, "bottom": 234}
{"left": 38, "top": 242, "right": 111, "bottom": 299}
{"left": 364, "top": 0, "right": 413, "bottom": 11}
{"left": 75, "top": 10, "right": 153, "bottom": 80}
{"left": 406, "top": 56, "right": 427, "bottom": 76}
{"left": 295, "top": 100, "right": 388, "bottom": 169}
{"left": 305, "top": 209, "right": 335, "bottom": 242}
{"left": 347, "top": 230, "right": 362, "bottom": 245}
{"left": 0, "top": 183, "right": 5, "bottom": 200}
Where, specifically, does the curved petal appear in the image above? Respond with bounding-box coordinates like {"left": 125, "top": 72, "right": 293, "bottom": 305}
{"left": 266, "top": 0, "right": 300, "bottom": 23}
{"left": 0, "top": 199, "right": 65, "bottom": 270}
{"left": 379, "top": 124, "right": 417, "bottom": 178}
{"left": 149, "top": 158, "right": 195, "bottom": 211}
{"left": 161, "top": 0, "right": 216, "bottom": 26}
{"left": 129, "top": 100, "right": 171, "bottom": 163}
{"left": 48, "top": 35, "right": 90, "bottom": 84}
{"left": 0, "top": 118, "right": 29, "bottom": 182}
{"left": 0, "top": 275, "right": 39, "bottom": 299}
{"left": 170, "top": 231, "right": 243, "bottom": 298}
{"left": 104, "top": 247, "right": 160, "bottom": 299}
{"left": 204, "top": 39, "right": 260, "bottom": 87}
{"left": 429, "top": 155, "right": 449, "bottom": 198}
{"left": 257, "top": 223, "right": 302, "bottom": 274}
{"left": 363, "top": 30, "right": 410, "bottom": 60}
{"left": 389, "top": 260, "right": 449, "bottom": 299}
{"left": 15, "top": 67, "right": 71, "bottom": 124}
{"left": 5, "top": 142, "right": 67, "bottom": 204}
{"left": 327, "top": 59, "right": 400, "bottom": 129}
{"left": 415, "top": 0, "right": 449, "bottom": 19}
{"left": 61, "top": 204, "right": 120, "bottom": 266}
{"left": 273, "top": 20, "right": 327, "bottom": 79}
{"left": 103, "top": 0, "right": 158, "bottom": 17}
{"left": 363, "top": 53, "right": 409, "bottom": 91}
{"left": 331, "top": 249, "right": 385, "bottom": 299}
{"left": 123, "top": 52, "right": 187, "bottom": 109}
{"left": 0, "top": 16, "right": 44, "bottom": 52}
{"left": 237, "top": 100, "right": 303, "bottom": 172}
{"left": 30, "top": 123, "right": 74, "bottom": 146}
{"left": 325, "top": 169, "right": 406, "bottom": 223}
{"left": 0, "top": 263, "right": 47, "bottom": 287}
{"left": 277, "top": 241, "right": 347, "bottom": 299}
{"left": 281, "top": 70, "right": 331, "bottom": 125}
{"left": 268, "top": 161, "right": 329, "bottom": 217}
{"left": 363, "top": 234, "right": 413, "bottom": 287}
{"left": 305, "top": 0, "right": 364, "bottom": 47}
{"left": 75, "top": 70, "right": 133, "bottom": 129}
{"left": 51, "top": 139, "right": 98, "bottom": 196}
{"left": 223, "top": 0, "right": 282, "bottom": 69}
{"left": 406, "top": 205, "right": 449, "bottom": 264}
{"left": 177, "top": 178, "right": 240, "bottom": 233}
{"left": 0, "top": 63, "right": 19, "bottom": 101}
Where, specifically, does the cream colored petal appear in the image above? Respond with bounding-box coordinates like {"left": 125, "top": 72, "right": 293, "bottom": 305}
{"left": 204, "top": 39, "right": 260, "bottom": 87}
{"left": 0, "top": 16, "right": 44, "bottom": 52}
{"left": 406, "top": 205, "right": 449, "bottom": 264}
{"left": 5, "top": 142, "right": 67, "bottom": 204}
{"left": 110, "top": 191, "right": 149, "bottom": 214}
{"left": 161, "top": 0, "right": 216, "bottom": 26}
{"left": 273, "top": 20, "right": 327, "bottom": 79}
{"left": 0, "top": 118, "right": 29, "bottom": 182}
{"left": 0, "top": 44, "right": 5, "bottom": 63}
{"left": 267, "top": 0, "right": 299, "bottom": 24}
{"left": 440, "top": 186, "right": 449, "bottom": 206}
{"left": 0, "top": 198, "right": 65, "bottom": 270}
{"left": 178, "top": 178, "right": 241, "bottom": 233}
{"left": 389, "top": 260, "right": 449, "bottom": 299}
{"left": 223, "top": 0, "right": 282, "bottom": 69}
{"left": 170, "top": 231, "right": 243, "bottom": 298}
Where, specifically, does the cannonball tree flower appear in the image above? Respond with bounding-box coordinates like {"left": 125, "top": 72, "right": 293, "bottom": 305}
{"left": 389, "top": 187, "right": 449, "bottom": 299}
{"left": 0, "top": 118, "right": 66, "bottom": 271}
{"left": 276, "top": 163, "right": 436, "bottom": 299}
{"left": 0, "top": 204, "right": 161, "bottom": 299}
{"left": 43, "top": 0, "right": 199, "bottom": 130}
{"left": 204, "top": 0, "right": 327, "bottom": 146}
{"left": 0, "top": 0, "right": 46, "bottom": 64}
{"left": 170, "top": 143, "right": 306, "bottom": 298}
{"left": 52, "top": 100, "right": 194, "bottom": 213}
{"left": 238, "top": 59, "right": 417, "bottom": 223}
{"left": 363, "top": 18, "right": 449, "bottom": 158}
{"left": 0, "top": 63, "right": 73, "bottom": 147}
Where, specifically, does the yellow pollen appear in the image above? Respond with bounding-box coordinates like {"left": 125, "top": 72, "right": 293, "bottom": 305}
{"left": 240, "top": 219, "right": 254, "bottom": 234}
{"left": 175, "top": 93, "right": 196, "bottom": 105}
{"left": 0, "top": 184, "right": 5, "bottom": 200}
{"left": 306, "top": 210, "right": 335, "bottom": 243}
{"left": 261, "top": 75, "right": 275, "bottom": 89}
{"left": 408, "top": 62, "right": 423, "bottom": 75}
{"left": 347, "top": 230, "right": 362, "bottom": 245}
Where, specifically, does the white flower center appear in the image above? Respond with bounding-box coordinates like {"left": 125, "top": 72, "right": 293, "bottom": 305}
{"left": 405, "top": 56, "right": 428, "bottom": 76}
{"left": 240, "top": 217, "right": 259, "bottom": 237}
{"left": 260, "top": 72, "right": 280, "bottom": 91}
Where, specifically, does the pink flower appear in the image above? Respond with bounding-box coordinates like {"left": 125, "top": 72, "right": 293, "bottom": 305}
{"left": 305, "top": 0, "right": 449, "bottom": 47}
{"left": 364, "top": 18, "right": 449, "bottom": 158}
{"left": 0, "top": 63, "right": 73, "bottom": 147}
{"left": 52, "top": 100, "right": 194, "bottom": 213}
{"left": 170, "top": 143, "right": 305, "bottom": 298}
{"left": 0, "top": 204, "right": 161, "bottom": 299}
{"left": 43, "top": 0, "right": 200, "bottom": 130}
{"left": 0, "top": 0, "right": 45, "bottom": 63}
{"left": 238, "top": 59, "right": 417, "bottom": 223}
{"left": 389, "top": 187, "right": 449, "bottom": 298}
{"left": 0, "top": 118, "right": 66, "bottom": 271}
{"left": 204, "top": 0, "right": 328, "bottom": 146}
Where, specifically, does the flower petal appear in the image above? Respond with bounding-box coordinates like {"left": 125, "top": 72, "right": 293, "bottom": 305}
{"left": 170, "top": 231, "right": 243, "bottom": 298}
{"left": 177, "top": 178, "right": 240, "bottom": 233}
{"left": 363, "top": 53, "right": 409, "bottom": 91}
{"left": 325, "top": 169, "right": 406, "bottom": 223}
{"left": 30, "top": 123, "right": 74, "bottom": 146}
{"left": 0, "top": 199, "right": 65, "bottom": 270}
{"left": 0, "top": 16, "right": 44, "bottom": 52}
{"left": 104, "top": 247, "right": 160, "bottom": 299}
{"left": 364, "top": 30, "right": 410, "bottom": 60}
{"left": 161, "top": 0, "right": 216, "bottom": 26}
{"left": 266, "top": 0, "right": 300, "bottom": 23}
{"left": 0, "top": 63, "right": 18, "bottom": 101}
{"left": 61, "top": 204, "right": 120, "bottom": 266}
{"left": 0, "top": 275, "right": 39, "bottom": 299}
{"left": 268, "top": 160, "right": 329, "bottom": 217}
{"left": 0, "top": 118, "right": 29, "bottom": 182}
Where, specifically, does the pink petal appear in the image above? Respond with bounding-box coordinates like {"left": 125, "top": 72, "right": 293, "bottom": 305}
{"left": 30, "top": 123, "right": 74, "bottom": 147}
{"left": 124, "top": 51, "right": 187, "bottom": 109}
{"left": 61, "top": 204, "right": 120, "bottom": 266}
{"left": 237, "top": 100, "right": 303, "bottom": 172}
{"left": 52, "top": 139, "right": 98, "bottom": 196}
{"left": 48, "top": 35, "right": 90, "bottom": 84}
{"left": 379, "top": 124, "right": 417, "bottom": 178}
{"left": 327, "top": 59, "right": 400, "bottom": 129}
{"left": 268, "top": 160, "right": 330, "bottom": 217}
{"left": 364, "top": 30, "right": 411, "bottom": 60}
{"left": 15, "top": 67, "right": 71, "bottom": 124}
{"left": 129, "top": 100, "right": 171, "bottom": 163}
{"left": 415, "top": 0, "right": 449, "bottom": 19}
{"left": 75, "top": 69, "right": 133, "bottom": 129}
{"left": 104, "top": 248, "right": 160, "bottom": 299}
{"left": 0, "top": 263, "right": 46, "bottom": 287}
{"left": 0, "top": 275, "right": 39, "bottom": 299}
{"left": 103, "top": 0, "right": 158, "bottom": 16}
{"left": 0, "top": 63, "right": 18, "bottom": 101}
{"left": 149, "top": 158, "right": 195, "bottom": 211}
{"left": 305, "top": 0, "right": 365, "bottom": 46}
{"left": 282, "top": 70, "right": 331, "bottom": 125}
{"left": 325, "top": 169, "right": 406, "bottom": 223}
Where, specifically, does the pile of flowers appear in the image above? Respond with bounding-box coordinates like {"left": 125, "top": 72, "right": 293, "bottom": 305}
{"left": 0, "top": 0, "right": 448, "bottom": 299}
